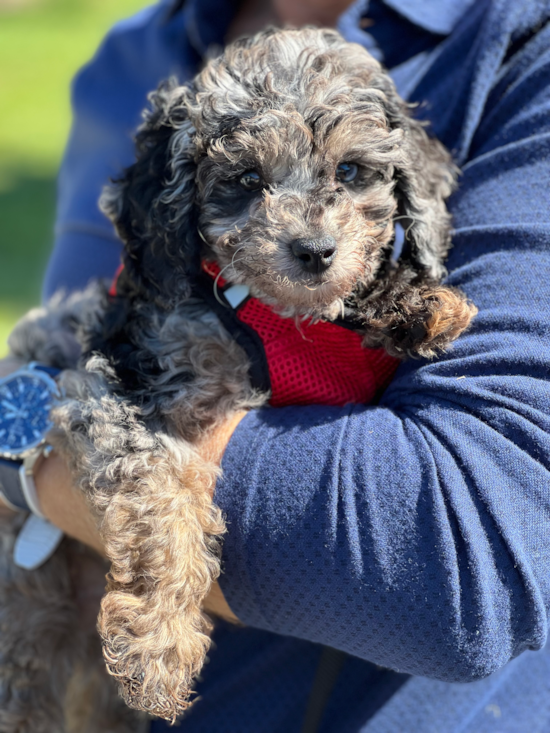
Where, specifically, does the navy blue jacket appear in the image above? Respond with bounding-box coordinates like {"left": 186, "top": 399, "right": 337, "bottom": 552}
{"left": 44, "top": 1, "right": 550, "bottom": 731}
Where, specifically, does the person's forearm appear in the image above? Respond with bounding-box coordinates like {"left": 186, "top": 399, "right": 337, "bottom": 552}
{"left": 36, "top": 451, "right": 104, "bottom": 555}
{"left": 3, "top": 446, "right": 238, "bottom": 620}
{"left": 36, "top": 452, "right": 240, "bottom": 622}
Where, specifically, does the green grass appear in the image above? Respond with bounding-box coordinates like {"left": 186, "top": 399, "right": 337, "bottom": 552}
{"left": 0, "top": 0, "right": 151, "bottom": 355}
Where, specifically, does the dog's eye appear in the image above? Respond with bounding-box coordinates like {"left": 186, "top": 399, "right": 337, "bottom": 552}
{"left": 335, "top": 162, "right": 358, "bottom": 183}
{"left": 239, "top": 171, "right": 263, "bottom": 191}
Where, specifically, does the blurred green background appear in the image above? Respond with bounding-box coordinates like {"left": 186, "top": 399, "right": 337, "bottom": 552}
{"left": 0, "top": 0, "right": 151, "bottom": 356}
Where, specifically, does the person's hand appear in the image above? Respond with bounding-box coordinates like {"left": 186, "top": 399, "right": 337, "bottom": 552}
{"left": 35, "top": 415, "right": 244, "bottom": 621}
{"left": 0, "top": 355, "right": 242, "bottom": 621}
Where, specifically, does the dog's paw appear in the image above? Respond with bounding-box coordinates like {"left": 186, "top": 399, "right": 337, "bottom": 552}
{"left": 417, "top": 286, "right": 477, "bottom": 357}
{"left": 362, "top": 283, "right": 477, "bottom": 359}
{"left": 387, "top": 285, "right": 477, "bottom": 358}
{"left": 101, "top": 627, "right": 201, "bottom": 722}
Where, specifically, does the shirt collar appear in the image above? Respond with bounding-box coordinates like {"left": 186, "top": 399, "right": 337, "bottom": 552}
{"left": 183, "top": 0, "right": 238, "bottom": 57}
{"left": 382, "top": 0, "right": 476, "bottom": 35}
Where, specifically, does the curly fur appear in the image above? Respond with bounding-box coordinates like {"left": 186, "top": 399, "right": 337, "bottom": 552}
{"left": 2, "top": 27, "right": 476, "bottom": 728}
{"left": 0, "top": 513, "right": 147, "bottom": 733}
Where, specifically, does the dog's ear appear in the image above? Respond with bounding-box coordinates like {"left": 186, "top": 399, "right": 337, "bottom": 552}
{"left": 100, "top": 79, "right": 200, "bottom": 306}
{"left": 393, "top": 115, "right": 458, "bottom": 280}
{"left": 373, "top": 74, "right": 458, "bottom": 280}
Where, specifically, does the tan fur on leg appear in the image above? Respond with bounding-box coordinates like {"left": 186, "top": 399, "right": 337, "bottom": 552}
{"left": 421, "top": 287, "right": 478, "bottom": 356}
{"left": 98, "top": 455, "right": 224, "bottom": 720}
{"left": 359, "top": 276, "right": 476, "bottom": 359}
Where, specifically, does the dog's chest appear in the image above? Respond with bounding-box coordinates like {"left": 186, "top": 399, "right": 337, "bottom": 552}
{"left": 239, "top": 297, "right": 399, "bottom": 407}
{"left": 199, "top": 262, "right": 399, "bottom": 408}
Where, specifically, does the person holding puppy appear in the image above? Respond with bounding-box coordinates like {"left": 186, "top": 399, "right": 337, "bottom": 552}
{"left": 1, "top": 0, "right": 550, "bottom": 731}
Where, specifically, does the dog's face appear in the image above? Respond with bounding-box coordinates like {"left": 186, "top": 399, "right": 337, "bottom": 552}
{"left": 195, "top": 78, "right": 400, "bottom": 319}
{"left": 102, "top": 28, "right": 455, "bottom": 318}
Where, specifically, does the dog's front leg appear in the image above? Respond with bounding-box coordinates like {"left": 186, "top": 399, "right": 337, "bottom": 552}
{"left": 98, "top": 444, "right": 224, "bottom": 721}
{"left": 354, "top": 269, "right": 477, "bottom": 358}
{"left": 52, "top": 366, "right": 225, "bottom": 722}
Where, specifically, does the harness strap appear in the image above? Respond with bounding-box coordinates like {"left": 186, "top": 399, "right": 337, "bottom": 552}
{"left": 191, "top": 271, "right": 272, "bottom": 394}
{"left": 109, "top": 262, "right": 271, "bottom": 394}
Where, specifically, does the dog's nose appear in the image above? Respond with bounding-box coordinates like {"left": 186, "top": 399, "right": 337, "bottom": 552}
{"left": 290, "top": 236, "right": 337, "bottom": 274}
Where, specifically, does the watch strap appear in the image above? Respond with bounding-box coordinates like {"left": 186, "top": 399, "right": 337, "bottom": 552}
{"left": 31, "top": 363, "right": 61, "bottom": 379}
{"left": 13, "top": 514, "right": 64, "bottom": 570}
{"left": 20, "top": 451, "right": 47, "bottom": 518}
{"left": 0, "top": 457, "right": 27, "bottom": 512}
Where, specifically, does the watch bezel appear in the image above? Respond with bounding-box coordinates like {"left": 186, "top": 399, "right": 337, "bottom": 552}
{"left": 0, "top": 363, "right": 61, "bottom": 458}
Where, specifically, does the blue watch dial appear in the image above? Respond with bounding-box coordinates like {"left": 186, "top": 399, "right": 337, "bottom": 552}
{"left": 0, "top": 372, "right": 58, "bottom": 454}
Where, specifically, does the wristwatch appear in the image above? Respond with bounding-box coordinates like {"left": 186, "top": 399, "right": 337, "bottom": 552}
{"left": 0, "top": 362, "right": 64, "bottom": 569}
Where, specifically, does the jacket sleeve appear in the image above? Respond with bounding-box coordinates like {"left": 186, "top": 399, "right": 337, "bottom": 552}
{"left": 216, "top": 24, "right": 550, "bottom": 683}
{"left": 42, "top": 0, "right": 195, "bottom": 300}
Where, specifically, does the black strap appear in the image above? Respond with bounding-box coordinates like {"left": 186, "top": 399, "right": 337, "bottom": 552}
{"left": 301, "top": 646, "right": 348, "bottom": 733}
{"left": 192, "top": 273, "right": 272, "bottom": 394}
{"left": 192, "top": 271, "right": 370, "bottom": 396}
{"left": 34, "top": 364, "right": 61, "bottom": 379}
{"left": 0, "top": 458, "right": 26, "bottom": 511}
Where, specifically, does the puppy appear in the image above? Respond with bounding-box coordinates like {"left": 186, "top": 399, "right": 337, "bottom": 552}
{"left": 5, "top": 27, "right": 475, "bottom": 729}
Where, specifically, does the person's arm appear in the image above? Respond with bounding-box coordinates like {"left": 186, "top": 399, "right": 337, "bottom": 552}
{"left": 42, "top": 0, "right": 197, "bottom": 299}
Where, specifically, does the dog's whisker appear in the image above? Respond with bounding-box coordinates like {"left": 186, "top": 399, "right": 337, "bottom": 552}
{"left": 212, "top": 283, "right": 228, "bottom": 308}
{"left": 231, "top": 246, "right": 246, "bottom": 269}
{"left": 405, "top": 221, "right": 416, "bottom": 238}
{"left": 213, "top": 248, "right": 247, "bottom": 306}
{"left": 392, "top": 215, "right": 418, "bottom": 238}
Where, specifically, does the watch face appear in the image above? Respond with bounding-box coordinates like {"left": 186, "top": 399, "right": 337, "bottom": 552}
{"left": 0, "top": 370, "right": 59, "bottom": 455}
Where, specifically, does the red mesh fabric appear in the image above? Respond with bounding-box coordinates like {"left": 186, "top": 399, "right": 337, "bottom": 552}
{"left": 201, "top": 260, "right": 399, "bottom": 407}
{"left": 237, "top": 298, "right": 399, "bottom": 408}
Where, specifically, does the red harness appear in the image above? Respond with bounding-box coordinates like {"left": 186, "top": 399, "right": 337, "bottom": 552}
{"left": 110, "top": 263, "right": 399, "bottom": 408}
{"left": 200, "top": 262, "right": 399, "bottom": 408}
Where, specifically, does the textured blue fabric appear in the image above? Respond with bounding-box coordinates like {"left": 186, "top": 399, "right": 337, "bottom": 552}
{"left": 43, "top": 0, "right": 550, "bottom": 731}
{"left": 43, "top": 0, "right": 197, "bottom": 298}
